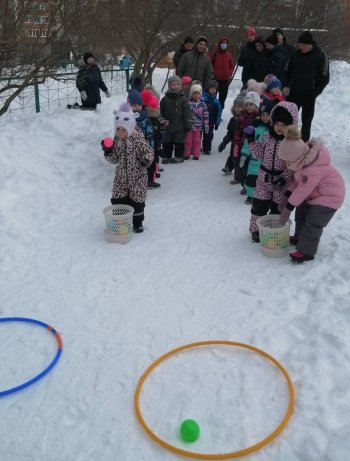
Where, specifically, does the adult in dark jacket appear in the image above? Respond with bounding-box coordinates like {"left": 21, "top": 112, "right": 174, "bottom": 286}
{"left": 76, "top": 52, "right": 110, "bottom": 109}
{"left": 272, "top": 28, "right": 295, "bottom": 59}
{"left": 264, "top": 35, "right": 286, "bottom": 80}
{"left": 173, "top": 37, "right": 194, "bottom": 71}
{"left": 283, "top": 31, "right": 330, "bottom": 142}
{"left": 176, "top": 36, "right": 213, "bottom": 89}
{"left": 249, "top": 36, "right": 269, "bottom": 82}
{"left": 237, "top": 27, "right": 257, "bottom": 85}
{"left": 209, "top": 36, "right": 235, "bottom": 109}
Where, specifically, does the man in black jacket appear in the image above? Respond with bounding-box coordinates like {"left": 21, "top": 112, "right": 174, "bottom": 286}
{"left": 173, "top": 37, "right": 194, "bottom": 71}
{"left": 283, "top": 31, "right": 329, "bottom": 141}
{"left": 264, "top": 34, "right": 286, "bottom": 80}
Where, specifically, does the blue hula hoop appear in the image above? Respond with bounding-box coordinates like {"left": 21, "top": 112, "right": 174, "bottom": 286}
{"left": 0, "top": 317, "right": 63, "bottom": 397}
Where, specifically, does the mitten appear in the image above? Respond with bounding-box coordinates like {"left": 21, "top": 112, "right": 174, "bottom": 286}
{"left": 272, "top": 177, "right": 287, "bottom": 191}
{"left": 244, "top": 126, "right": 255, "bottom": 143}
{"left": 101, "top": 137, "right": 114, "bottom": 155}
{"left": 105, "top": 91, "right": 111, "bottom": 98}
{"left": 233, "top": 144, "right": 240, "bottom": 158}
{"left": 80, "top": 90, "right": 88, "bottom": 101}
{"left": 279, "top": 207, "right": 291, "bottom": 225}
{"left": 214, "top": 124, "right": 219, "bottom": 130}
{"left": 204, "top": 125, "right": 209, "bottom": 135}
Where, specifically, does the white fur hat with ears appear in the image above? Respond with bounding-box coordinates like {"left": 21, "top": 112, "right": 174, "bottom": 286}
{"left": 113, "top": 102, "right": 136, "bottom": 137}
{"left": 247, "top": 79, "right": 265, "bottom": 95}
{"left": 190, "top": 84, "right": 202, "bottom": 96}
{"left": 244, "top": 91, "right": 261, "bottom": 108}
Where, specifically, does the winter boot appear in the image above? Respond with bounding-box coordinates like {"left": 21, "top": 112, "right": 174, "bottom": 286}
{"left": 148, "top": 181, "right": 161, "bottom": 189}
{"left": 221, "top": 166, "right": 232, "bottom": 174}
{"left": 289, "top": 251, "right": 314, "bottom": 263}
{"left": 169, "top": 156, "right": 184, "bottom": 163}
{"left": 251, "top": 232, "right": 260, "bottom": 243}
{"left": 133, "top": 224, "right": 144, "bottom": 233}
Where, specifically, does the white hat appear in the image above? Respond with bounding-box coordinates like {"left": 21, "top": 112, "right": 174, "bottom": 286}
{"left": 114, "top": 102, "right": 136, "bottom": 137}
{"left": 244, "top": 91, "right": 260, "bottom": 108}
{"left": 190, "top": 84, "right": 202, "bottom": 96}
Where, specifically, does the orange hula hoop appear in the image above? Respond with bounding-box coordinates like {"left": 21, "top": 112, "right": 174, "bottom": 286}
{"left": 134, "top": 340, "right": 295, "bottom": 460}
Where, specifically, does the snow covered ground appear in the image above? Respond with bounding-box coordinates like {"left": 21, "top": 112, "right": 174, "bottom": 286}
{"left": 1, "top": 61, "right": 350, "bottom": 461}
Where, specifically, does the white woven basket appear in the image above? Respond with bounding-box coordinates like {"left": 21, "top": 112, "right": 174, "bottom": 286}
{"left": 103, "top": 205, "right": 134, "bottom": 244}
{"left": 256, "top": 214, "right": 291, "bottom": 258}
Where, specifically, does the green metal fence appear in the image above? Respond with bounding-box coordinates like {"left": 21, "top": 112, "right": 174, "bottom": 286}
{"left": 0, "top": 66, "right": 131, "bottom": 120}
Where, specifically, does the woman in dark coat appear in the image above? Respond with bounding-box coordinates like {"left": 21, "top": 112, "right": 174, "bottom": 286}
{"left": 76, "top": 52, "right": 110, "bottom": 110}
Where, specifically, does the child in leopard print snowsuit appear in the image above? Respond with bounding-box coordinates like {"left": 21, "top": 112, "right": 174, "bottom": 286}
{"left": 102, "top": 103, "right": 154, "bottom": 233}
{"left": 247, "top": 101, "right": 298, "bottom": 242}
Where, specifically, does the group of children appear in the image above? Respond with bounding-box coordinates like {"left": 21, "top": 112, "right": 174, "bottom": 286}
{"left": 101, "top": 73, "right": 345, "bottom": 263}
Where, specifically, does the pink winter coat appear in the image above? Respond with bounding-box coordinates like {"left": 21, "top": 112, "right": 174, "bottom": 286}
{"left": 287, "top": 140, "right": 345, "bottom": 209}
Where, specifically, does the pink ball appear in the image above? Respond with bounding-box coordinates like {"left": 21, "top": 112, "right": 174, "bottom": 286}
{"left": 103, "top": 137, "right": 114, "bottom": 148}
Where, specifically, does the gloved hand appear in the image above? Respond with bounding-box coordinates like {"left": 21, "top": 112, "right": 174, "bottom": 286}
{"left": 139, "top": 158, "right": 147, "bottom": 167}
{"left": 279, "top": 207, "right": 291, "bottom": 225}
{"left": 204, "top": 125, "right": 209, "bottom": 135}
{"left": 244, "top": 126, "right": 255, "bottom": 143}
{"left": 214, "top": 124, "right": 219, "bottom": 130}
{"left": 101, "top": 137, "right": 114, "bottom": 155}
{"left": 272, "top": 177, "right": 287, "bottom": 191}
{"left": 162, "top": 119, "right": 169, "bottom": 128}
{"left": 80, "top": 90, "right": 88, "bottom": 101}
{"left": 233, "top": 144, "right": 240, "bottom": 158}
{"left": 105, "top": 91, "right": 111, "bottom": 98}
{"left": 218, "top": 141, "right": 226, "bottom": 153}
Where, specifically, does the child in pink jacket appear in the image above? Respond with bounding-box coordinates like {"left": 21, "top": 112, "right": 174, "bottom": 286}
{"left": 278, "top": 125, "right": 345, "bottom": 263}
{"left": 184, "top": 84, "right": 209, "bottom": 160}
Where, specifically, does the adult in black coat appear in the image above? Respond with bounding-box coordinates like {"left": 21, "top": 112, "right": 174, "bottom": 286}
{"left": 283, "top": 31, "right": 330, "bottom": 141}
{"left": 237, "top": 27, "right": 257, "bottom": 85}
{"left": 76, "top": 52, "right": 110, "bottom": 109}
{"left": 272, "top": 28, "right": 295, "bottom": 59}
{"left": 249, "top": 36, "right": 269, "bottom": 82}
{"left": 264, "top": 35, "right": 286, "bottom": 80}
{"left": 173, "top": 37, "right": 194, "bottom": 71}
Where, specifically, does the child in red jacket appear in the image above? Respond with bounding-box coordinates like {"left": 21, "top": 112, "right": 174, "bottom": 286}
{"left": 278, "top": 125, "right": 345, "bottom": 263}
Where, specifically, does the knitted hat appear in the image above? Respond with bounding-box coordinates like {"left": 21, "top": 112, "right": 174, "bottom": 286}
{"left": 206, "top": 80, "right": 218, "bottom": 90}
{"left": 266, "top": 78, "right": 281, "bottom": 91}
{"left": 181, "top": 76, "right": 192, "bottom": 85}
{"left": 244, "top": 91, "right": 260, "bottom": 108}
{"left": 298, "top": 31, "right": 314, "bottom": 45}
{"left": 272, "top": 28, "right": 284, "bottom": 37}
{"left": 114, "top": 102, "right": 136, "bottom": 137}
{"left": 278, "top": 125, "right": 310, "bottom": 170}
{"left": 127, "top": 89, "right": 144, "bottom": 106}
{"left": 190, "top": 84, "right": 202, "bottom": 96}
{"left": 271, "top": 105, "right": 293, "bottom": 125}
{"left": 140, "top": 90, "right": 159, "bottom": 109}
{"left": 247, "top": 27, "right": 257, "bottom": 38}
{"left": 83, "top": 52, "right": 94, "bottom": 64}
{"left": 271, "top": 101, "right": 299, "bottom": 125}
{"left": 254, "top": 36, "right": 265, "bottom": 45}
{"left": 259, "top": 99, "right": 275, "bottom": 115}
{"left": 184, "top": 36, "right": 194, "bottom": 44}
{"left": 129, "top": 75, "right": 145, "bottom": 92}
{"left": 233, "top": 93, "right": 245, "bottom": 108}
{"left": 143, "top": 84, "right": 160, "bottom": 101}
{"left": 196, "top": 36, "right": 208, "bottom": 46}
{"left": 265, "top": 34, "right": 279, "bottom": 46}
{"left": 264, "top": 74, "right": 277, "bottom": 86}
{"left": 247, "top": 79, "right": 263, "bottom": 95}
{"left": 168, "top": 75, "right": 181, "bottom": 87}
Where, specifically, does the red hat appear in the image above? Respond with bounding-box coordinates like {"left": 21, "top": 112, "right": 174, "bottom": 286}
{"left": 247, "top": 27, "right": 257, "bottom": 38}
{"left": 140, "top": 90, "right": 159, "bottom": 109}
{"left": 181, "top": 76, "right": 192, "bottom": 84}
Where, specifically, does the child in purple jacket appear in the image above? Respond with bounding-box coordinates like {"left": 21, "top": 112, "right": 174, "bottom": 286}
{"left": 184, "top": 84, "right": 209, "bottom": 160}
{"left": 278, "top": 125, "right": 345, "bottom": 263}
{"left": 246, "top": 101, "right": 298, "bottom": 242}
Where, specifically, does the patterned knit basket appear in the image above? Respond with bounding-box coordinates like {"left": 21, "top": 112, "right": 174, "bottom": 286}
{"left": 256, "top": 214, "right": 291, "bottom": 258}
{"left": 103, "top": 205, "right": 134, "bottom": 244}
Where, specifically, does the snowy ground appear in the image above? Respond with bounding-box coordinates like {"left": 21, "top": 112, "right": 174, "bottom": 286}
{"left": 1, "top": 61, "right": 350, "bottom": 461}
